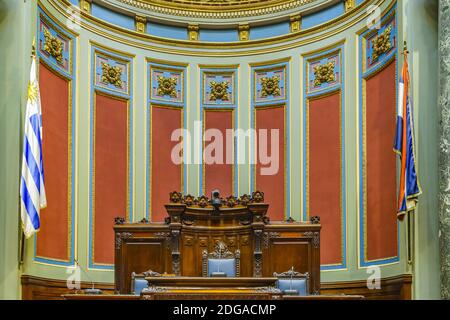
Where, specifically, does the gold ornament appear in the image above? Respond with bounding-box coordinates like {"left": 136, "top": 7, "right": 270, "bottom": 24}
{"left": 27, "top": 81, "right": 38, "bottom": 103}
{"left": 43, "top": 28, "right": 63, "bottom": 63}
{"left": 209, "top": 81, "right": 230, "bottom": 101}
{"left": 101, "top": 62, "right": 123, "bottom": 88}
{"left": 371, "top": 26, "right": 393, "bottom": 62}
{"left": 260, "top": 75, "right": 281, "bottom": 98}
{"left": 313, "top": 61, "right": 335, "bottom": 87}
{"left": 157, "top": 75, "right": 178, "bottom": 97}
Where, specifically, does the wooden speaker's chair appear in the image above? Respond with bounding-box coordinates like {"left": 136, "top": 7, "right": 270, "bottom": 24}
{"left": 202, "top": 241, "right": 240, "bottom": 277}
{"left": 130, "top": 269, "right": 161, "bottom": 295}
{"left": 273, "top": 268, "right": 309, "bottom": 296}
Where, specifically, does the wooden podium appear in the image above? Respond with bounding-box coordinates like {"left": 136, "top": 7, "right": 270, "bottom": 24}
{"left": 114, "top": 191, "right": 321, "bottom": 295}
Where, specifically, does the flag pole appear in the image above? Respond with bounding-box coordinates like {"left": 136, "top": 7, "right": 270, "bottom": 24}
{"left": 19, "top": 37, "right": 36, "bottom": 268}
{"left": 402, "top": 40, "right": 414, "bottom": 267}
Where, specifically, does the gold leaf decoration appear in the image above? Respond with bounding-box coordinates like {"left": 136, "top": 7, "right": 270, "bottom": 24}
{"left": 313, "top": 61, "right": 335, "bottom": 87}
{"left": 260, "top": 75, "right": 281, "bottom": 98}
{"left": 101, "top": 62, "right": 123, "bottom": 88}
{"left": 209, "top": 80, "right": 230, "bottom": 101}
{"left": 43, "top": 28, "right": 63, "bottom": 63}
{"left": 371, "top": 25, "right": 393, "bottom": 62}
{"left": 157, "top": 75, "right": 178, "bottom": 97}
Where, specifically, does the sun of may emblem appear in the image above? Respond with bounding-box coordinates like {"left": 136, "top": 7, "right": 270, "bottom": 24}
{"left": 28, "top": 81, "right": 38, "bottom": 103}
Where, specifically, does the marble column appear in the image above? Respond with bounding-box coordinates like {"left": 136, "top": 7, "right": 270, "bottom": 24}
{"left": 439, "top": 0, "right": 450, "bottom": 300}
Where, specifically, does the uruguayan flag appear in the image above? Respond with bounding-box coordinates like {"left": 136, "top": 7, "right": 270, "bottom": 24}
{"left": 20, "top": 57, "right": 47, "bottom": 238}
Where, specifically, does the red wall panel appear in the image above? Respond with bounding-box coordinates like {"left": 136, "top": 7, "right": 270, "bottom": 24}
{"left": 255, "top": 106, "right": 285, "bottom": 221}
{"left": 308, "top": 93, "right": 342, "bottom": 265}
{"left": 204, "top": 110, "right": 233, "bottom": 197}
{"left": 151, "top": 106, "right": 182, "bottom": 222}
{"left": 365, "top": 61, "right": 398, "bottom": 261}
{"left": 36, "top": 63, "right": 70, "bottom": 261}
{"left": 93, "top": 93, "right": 128, "bottom": 265}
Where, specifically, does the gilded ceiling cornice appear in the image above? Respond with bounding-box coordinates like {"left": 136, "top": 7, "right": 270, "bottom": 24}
{"left": 113, "top": 0, "right": 317, "bottom": 19}
{"left": 45, "top": 0, "right": 392, "bottom": 56}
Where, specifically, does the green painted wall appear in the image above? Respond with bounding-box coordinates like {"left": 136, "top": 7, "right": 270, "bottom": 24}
{"left": 0, "top": 0, "right": 36, "bottom": 299}
{"left": 402, "top": 0, "right": 440, "bottom": 300}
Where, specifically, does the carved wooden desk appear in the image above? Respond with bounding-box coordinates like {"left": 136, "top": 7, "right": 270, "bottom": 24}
{"left": 141, "top": 276, "right": 280, "bottom": 300}
{"left": 114, "top": 192, "right": 321, "bottom": 295}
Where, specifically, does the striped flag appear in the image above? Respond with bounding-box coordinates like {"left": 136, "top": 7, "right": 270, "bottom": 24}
{"left": 20, "top": 57, "right": 47, "bottom": 238}
{"left": 394, "top": 54, "right": 421, "bottom": 221}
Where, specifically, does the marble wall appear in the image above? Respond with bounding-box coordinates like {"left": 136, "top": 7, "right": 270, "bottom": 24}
{"left": 439, "top": 0, "right": 450, "bottom": 300}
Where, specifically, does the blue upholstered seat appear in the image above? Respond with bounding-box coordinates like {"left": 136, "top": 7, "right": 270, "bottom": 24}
{"left": 276, "top": 278, "right": 307, "bottom": 296}
{"left": 132, "top": 278, "right": 148, "bottom": 295}
{"left": 207, "top": 258, "right": 236, "bottom": 277}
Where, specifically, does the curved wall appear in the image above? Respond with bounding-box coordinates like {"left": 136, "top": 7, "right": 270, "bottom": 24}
{"left": 23, "top": 0, "right": 409, "bottom": 286}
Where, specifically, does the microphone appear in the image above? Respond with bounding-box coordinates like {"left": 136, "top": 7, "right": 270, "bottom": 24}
{"left": 74, "top": 259, "right": 102, "bottom": 295}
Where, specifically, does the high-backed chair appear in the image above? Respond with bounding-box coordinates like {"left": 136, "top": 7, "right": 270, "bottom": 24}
{"left": 130, "top": 269, "right": 161, "bottom": 295}
{"left": 273, "top": 268, "right": 309, "bottom": 296}
{"left": 202, "top": 241, "right": 240, "bottom": 277}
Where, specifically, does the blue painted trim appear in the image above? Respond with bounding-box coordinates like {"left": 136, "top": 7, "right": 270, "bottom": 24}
{"left": 301, "top": 2, "right": 345, "bottom": 29}
{"left": 302, "top": 44, "right": 347, "bottom": 271}
{"left": 199, "top": 29, "right": 239, "bottom": 42}
{"left": 34, "top": 8, "right": 76, "bottom": 267}
{"left": 199, "top": 67, "right": 239, "bottom": 197}
{"left": 249, "top": 21, "right": 290, "bottom": 40}
{"left": 91, "top": 2, "right": 135, "bottom": 30}
{"left": 147, "top": 22, "right": 187, "bottom": 40}
{"left": 358, "top": 6, "right": 400, "bottom": 267}
{"left": 146, "top": 62, "right": 187, "bottom": 220}
{"left": 88, "top": 45, "right": 133, "bottom": 270}
{"left": 250, "top": 61, "right": 290, "bottom": 220}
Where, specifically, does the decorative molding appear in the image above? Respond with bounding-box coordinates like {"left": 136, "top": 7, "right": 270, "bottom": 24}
{"left": 101, "top": 62, "right": 123, "bottom": 87}
{"left": 167, "top": 191, "right": 267, "bottom": 208}
{"left": 156, "top": 75, "right": 178, "bottom": 97}
{"left": 115, "top": 232, "right": 132, "bottom": 250}
{"left": 263, "top": 231, "right": 280, "bottom": 249}
{"left": 238, "top": 24, "right": 250, "bottom": 41}
{"left": 274, "top": 270, "right": 309, "bottom": 278}
{"left": 260, "top": 75, "right": 281, "bottom": 98}
{"left": 253, "top": 63, "right": 287, "bottom": 104}
{"left": 115, "top": 0, "right": 316, "bottom": 20}
{"left": 188, "top": 24, "right": 199, "bottom": 41}
{"left": 38, "top": 16, "right": 71, "bottom": 74}
{"left": 371, "top": 25, "right": 393, "bottom": 62}
{"left": 43, "top": 28, "right": 63, "bottom": 63}
{"left": 93, "top": 50, "right": 130, "bottom": 95}
{"left": 313, "top": 61, "right": 336, "bottom": 86}
{"left": 142, "top": 285, "right": 167, "bottom": 293}
{"left": 135, "top": 15, "right": 146, "bottom": 33}
{"left": 304, "top": 231, "right": 320, "bottom": 249}
{"left": 253, "top": 229, "right": 263, "bottom": 277}
{"left": 209, "top": 80, "right": 230, "bottom": 101}
{"left": 305, "top": 49, "right": 341, "bottom": 93}
{"left": 46, "top": 0, "right": 391, "bottom": 57}
{"left": 345, "top": 0, "right": 355, "bottom": 12}
{"left": 256, "top": 286, "right": 283, "bottom": 294}
{"left": 290, "top": 14, "right": 302, "bottom": 33}
{"left": 80, "top": 0, "right": 92, "bottom": 13}
{"left": 202, "top": 70, "right": 236, "bottom": 106}
{"left": 114, "top": 217, "right": 126, "bottom": 225}
{"left": 149, "top": 65, "right": 184, "bottom": 103}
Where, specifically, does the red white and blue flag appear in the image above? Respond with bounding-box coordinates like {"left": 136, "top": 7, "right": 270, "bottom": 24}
{"left": 394, "top": 54, "right": 421, "bottom": 220}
